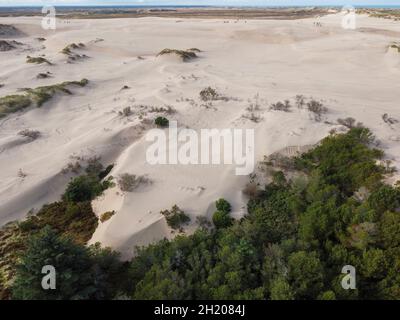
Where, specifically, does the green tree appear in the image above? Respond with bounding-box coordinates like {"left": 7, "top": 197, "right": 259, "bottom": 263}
{"left": 212, "top": 210, "right": 232, "bottom": 229}
{"left": 63, "top": 175, "right": 104, "bottom": 203}
{"left": 12, "top": 227, "right": 94, "bottom": 300}
{"left": 270, "top": 277, "right": 294, "bottom": 300}
{"left": 288, "top": 251, "right": 324, "bottom": 299}
{"left": 12, "top": 227, "right": 123, "bottom": 300}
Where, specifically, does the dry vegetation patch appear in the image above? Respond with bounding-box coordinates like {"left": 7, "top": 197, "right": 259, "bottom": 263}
{"left": 117, "top": 173, "right": 151, "bottom": 192}
{"left": 100, "top": 211, "right": 116, "bottom": 223}
{"left": 157, "top": 48, "right": 198, "bottom": 61}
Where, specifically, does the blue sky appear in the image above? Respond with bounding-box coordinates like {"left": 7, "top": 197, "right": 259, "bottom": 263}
{"left": 0, "top": 0, "right": 399, "bottom": 7}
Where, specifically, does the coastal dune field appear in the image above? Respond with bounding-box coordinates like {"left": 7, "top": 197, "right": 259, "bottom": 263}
{"left": 0, "top": 13, "right": 399, "bottom": 258}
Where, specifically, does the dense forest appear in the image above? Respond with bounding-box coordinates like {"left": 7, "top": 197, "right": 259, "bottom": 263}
{"left": 1, "top": 126, "right": 400, "bottom": 300}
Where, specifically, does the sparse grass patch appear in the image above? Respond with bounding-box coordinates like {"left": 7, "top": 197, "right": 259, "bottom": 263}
{"left": 149, "top": 105, "right": 176, "bottom": 115}
{"left": 18, "top": 129, "right": 41, "bottom": 140}
{"left": 0, "top": 79, "right": 89, "bottom": 118}
{"left": 157, "top": 48, "right": 197, "bottom": 61}
{"left": 61, "top": 43, "right": 85, "bottom": 55}
{"left": 117, "top": 173, "right": 150, "bottom": 192}
{"left": 242, "top": 112, "right": 262, "bottom": 123}
{"left": 119, "top": 106, "right": 132, "bottom": 117}
{"left": 270, "top": 100, "right": 292, "bottom": 112}
{"left": 36, "top": 72, "right": 52, "bottom": 79}
{"left": 199, "top": 87, "right": 223, "bottom": 102}
{"left": 337, "top": 117, "right": 364, "bottom": 129}
{"left": 295, "top": 94, "right": 306, "bottom": 109}
{"left": 187, "top": 48, "right": 201, "bottom": 52}
{"left": 307, "top": 99, "right": 327, "bottom": 121}
{"left": 61, "top": 161, "right": 82, "bottom": 175}
{"left": 0, "top": 95, "right": 31, "bottom": 118}
{"left": 382, "top": 113, "right": 398, "bottom": 125}
{"left": 26, "top": 56, "right": 52, "bottom": 65}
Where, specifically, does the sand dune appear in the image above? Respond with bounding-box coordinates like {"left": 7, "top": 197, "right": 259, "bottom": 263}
{"left": 0, "top": 14, "right": 399, "bottom": 258}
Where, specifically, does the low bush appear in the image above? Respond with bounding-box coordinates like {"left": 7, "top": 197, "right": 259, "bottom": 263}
{"left": 161, "top": 205, "right": 190, "bottom": 229}
{"left": 63, "top": 175, "right": 105, "bottom": 203}
{"left": 155, "top": 116, "right": 169, "bottom": 128}
{"left": 199, "top": 87, "right": 219, "bottom": 101}
{"left": 307, "top": 100, "right": 327, "bottom": 121}
{"left": 212, "top": 198, "right": 233, "bottom": 229}
{"left": 270, "top": 100, "right": 291, "bottom": 112}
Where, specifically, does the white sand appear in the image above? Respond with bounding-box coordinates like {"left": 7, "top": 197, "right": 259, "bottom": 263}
{"left": 0, "top": 14, "right": 399, "bottom": 258}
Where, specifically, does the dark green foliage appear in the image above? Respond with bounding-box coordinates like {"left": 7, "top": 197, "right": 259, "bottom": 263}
{"left": 215, "top": 198, "right": 231, "bottom": 213}
{"left": 161, "top": 205, "right": 190, "bottom": 230}
{"left": 63, "top": 158, "right": 113, "bottom": 203}
{"left": 120, "top": 127, "right": 400, "bottom": 300}
{"left": 287, "top": 251, "right": 324, "bottom": 299}
{"left": 0, "top": 158, "right": 114, "bottom": 299}
{"left": 63, "top": 175, "right": 105, "bottom": 203}
{"left": 212, "top": 210, "right": 233, "bottom": 229}
{"left": 12, "top": 227, "right": 123, "bottom": 300}
{"left": 296, "top": 127, "right": 384, "bottom": 195}
{"left": 155, "top": 116, "right": 169, "bottom": 128}
{"left": 4, "top": 127, "right": 400, "bottom": 300}
{"left": 270, "top": 277, "right": 294, "bottom": 300}
{"left": 212, "top": 199, "right": 233, "bottom": 229}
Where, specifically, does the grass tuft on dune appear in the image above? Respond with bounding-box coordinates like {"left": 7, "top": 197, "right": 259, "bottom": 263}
{"left": 61, "top": 43, "right": 85, "bottom": 55}
{"left": 0, "top": 79, "right": 89, "bottom": 118}
{"left": 26, "top": 56, "right": 52, "bottom": 65}
{"left": 157, "top": 48, "right": 198, "bottom": 61}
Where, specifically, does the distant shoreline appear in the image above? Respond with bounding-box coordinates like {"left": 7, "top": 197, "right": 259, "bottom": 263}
{"left": 0, "top": 6, "right": 399, "bottom": 20}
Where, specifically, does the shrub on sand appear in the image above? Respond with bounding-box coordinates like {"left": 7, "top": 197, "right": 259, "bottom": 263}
{"left": 155, "top": 116, "right": 169, "bottom": 128}
{"left": 157, "top": 49, "right": 197, "bottom": 62}
{"left": 26, "top": 56, "right": 52, "bottom": 65}
{"left": 270, "top": 100, "right": 292, "bottom": 112}
{"left": 100, "top": 211, "right": 116, "bottom": 223}
{"left": 161, "top": 205, "right": 190, "bottom": 230}
{"left": 199, "top": 87, "right": 219, "bottom": 101}
{"left": 307, "top": 99, "right": 327, "bottom": 121}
